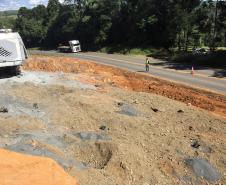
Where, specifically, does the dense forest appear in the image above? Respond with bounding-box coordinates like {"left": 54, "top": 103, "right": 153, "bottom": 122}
{"left": 7, "top": 0, "right": 226, "bottom": 52}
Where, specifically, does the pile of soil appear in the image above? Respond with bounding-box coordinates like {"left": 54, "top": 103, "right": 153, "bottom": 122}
{"left": 23, "top": 55, "right": 226, "bottom": 118}
{"left": 0, "top": 149, "right": 77, "bottom": 185}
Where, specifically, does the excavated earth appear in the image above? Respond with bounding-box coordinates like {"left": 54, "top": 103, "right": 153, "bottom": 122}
{"left": 24, "top": 55, "right": 226, "bottom": 119}
{"left": 0, "top": 55, "right": 225, "bottom": 185}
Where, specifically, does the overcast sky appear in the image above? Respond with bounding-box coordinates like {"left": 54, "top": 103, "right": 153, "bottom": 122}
{"left": 0, "top": 0, "right": 63, "bottom": 11}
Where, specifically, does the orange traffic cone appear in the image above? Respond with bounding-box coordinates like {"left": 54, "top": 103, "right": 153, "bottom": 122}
{"left": 191, "top": 66, "right": 194, "bottom": 75}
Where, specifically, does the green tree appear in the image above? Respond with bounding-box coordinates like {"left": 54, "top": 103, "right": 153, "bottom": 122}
{"left": 14, "top": 0, "right": 226, "bottom": 50}
{"left": 44, "top": 0, "right": 61, "bottom": 46}
{"left": 46, "top": 0, "right": 61, "bottom": 25}
{"left": 14, "top": 6, "right": 47, "bottom": 46}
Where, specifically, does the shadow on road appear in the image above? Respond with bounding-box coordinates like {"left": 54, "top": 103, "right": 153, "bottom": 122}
{"left": 151, "top": 61, "right": 210, "bottom": 70}
{"left": 137, "top": 70, "right": 147, "bottom": 73}
{"left": 149, "top": 50, "right": 226, "bottom": 78}
{"left": 212, "top": 70, "right": 226, "bottom": 78}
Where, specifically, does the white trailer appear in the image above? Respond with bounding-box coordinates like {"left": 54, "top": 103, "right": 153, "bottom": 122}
{"left": 58, "top": 40, "right": 81, "bottom": 53}
{"left": 0, "top": 29, "right": 27, "bottom": 75}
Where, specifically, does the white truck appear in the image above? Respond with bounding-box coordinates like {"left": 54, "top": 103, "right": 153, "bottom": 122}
{"left": 58, "top": 40, "right": 81, "bottom": 53}
{"left": 0, "top": 29, "right": 27, "bottom": 75}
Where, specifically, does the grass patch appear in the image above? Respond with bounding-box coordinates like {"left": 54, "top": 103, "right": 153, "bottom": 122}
{"left": 217, "top": 47, "right": 226, "bottom": 51}
{"left": 99, "top": 46, "right": 169, "bottom": 57}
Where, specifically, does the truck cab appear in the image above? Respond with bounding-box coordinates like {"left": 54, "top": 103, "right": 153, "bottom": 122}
{"left": 69, "top": 40, "right": 81, "bottom": 53}
{"left": 0, "top": 29, "right": 27, "bottom": 75}
{"left": 58, "top": 40, "right": 81, "bottom": 53}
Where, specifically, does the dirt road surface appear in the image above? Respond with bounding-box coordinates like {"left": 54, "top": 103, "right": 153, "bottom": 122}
{"left": 0, "top": 55, "right": 225, "bottom": 185}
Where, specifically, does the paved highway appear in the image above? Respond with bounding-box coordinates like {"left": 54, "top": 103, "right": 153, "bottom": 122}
{"left": 29, "top": 50, "right": 226, "bottom": 95}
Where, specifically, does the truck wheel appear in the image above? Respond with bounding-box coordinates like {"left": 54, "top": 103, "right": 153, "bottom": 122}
{"left": 10, "top": 66, "right": 21, "bottom": 76}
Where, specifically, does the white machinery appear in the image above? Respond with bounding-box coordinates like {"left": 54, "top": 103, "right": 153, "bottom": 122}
{"left": 0, "top": 29, "right": 27, "bottom": 75}
{"left": 58, "top": 40, "right": 81, "bottom": 53}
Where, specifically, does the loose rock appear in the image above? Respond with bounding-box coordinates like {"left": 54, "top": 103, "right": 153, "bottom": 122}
{"left": 191, "top": 139, "right": 200, "bottom": 149}
{"left": 120, "top": 162, "right": 127, "bottom": 170}
{"left": 0, "top": 107, "right": 8, "bottom": 113}
{"left": 151, "top": 108, "right": 159, "bottom": 113}
{"left": 117, "top": 102, "right": 124, "bottom": 107}
{"left": 94, "top": 84, "right": 101, "bottom": 88}
{"left": 133, "top": 99, "right": 139, "bottom": 104}
{"left": 177, "top": 109, "right": 184, "bottom": 113}
{"left": 33, "top": 103, "right": 39, "bottom": 109}
{"left": 99, "top": 125, "right": 107, "bottom": 131}
{"left": 189, "top": 126, "right": 194, "bottom": 131}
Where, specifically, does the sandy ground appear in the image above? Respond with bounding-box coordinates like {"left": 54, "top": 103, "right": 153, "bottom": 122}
{"left": 0, "top": 56, "right": 225, "bottom": 185}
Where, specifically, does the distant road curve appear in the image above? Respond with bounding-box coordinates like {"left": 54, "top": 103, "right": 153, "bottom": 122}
{"left": 29, "top": 50, "right": 226, "bottom": 95}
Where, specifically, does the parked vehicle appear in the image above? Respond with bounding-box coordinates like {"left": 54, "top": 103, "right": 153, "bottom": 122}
{"left": 192, "top": 48, "right": 208, "bottom": 55}
{"left": 58, "top": 40, "right": 81, "bottom": 53}
{"left": 0, "top": 29, "right": 28, "bottom": 75}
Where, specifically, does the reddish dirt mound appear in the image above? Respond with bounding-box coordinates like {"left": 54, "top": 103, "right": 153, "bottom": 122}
{"left": 23, "top": 55, "right": 226, "bottom": 118}
{"left": 0, "top": 149, "right": 77, "bottom": 185}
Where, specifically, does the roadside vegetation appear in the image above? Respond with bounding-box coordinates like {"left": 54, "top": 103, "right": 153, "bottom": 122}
{"left": 11, "top": 0, "right": 226, "bottom": 50}
{"left": 0, "top": 10, "right": 17, "bottom": 29}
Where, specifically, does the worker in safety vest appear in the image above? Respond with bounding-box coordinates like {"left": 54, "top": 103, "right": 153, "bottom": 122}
{"left": 145, "top": 57, "right": 150, "bottom": 72}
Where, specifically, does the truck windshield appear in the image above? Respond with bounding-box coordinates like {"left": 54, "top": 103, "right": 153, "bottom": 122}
{"left": 73, "top": 44, "right": 80, "bottom": 46}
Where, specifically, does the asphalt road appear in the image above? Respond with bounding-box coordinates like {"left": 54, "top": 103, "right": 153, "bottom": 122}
{"left": 29, "top": 50, "right": 226, "bottom": 95}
